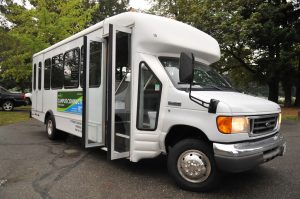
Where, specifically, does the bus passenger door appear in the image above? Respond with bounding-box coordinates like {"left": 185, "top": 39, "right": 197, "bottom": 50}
{"left": 107, "top": 24, "right": 132, "bottom": 160}
{"left": 35, "top": 55, "right": 43, "bottom": 112}
{"left": 83, "top": 32, "right": 105, "bottom": 148}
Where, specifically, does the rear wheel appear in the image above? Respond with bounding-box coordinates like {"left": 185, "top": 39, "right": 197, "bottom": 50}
{"left": 2, "top": 101, "right": 14, "bottom": 111}
{"left": 167, "top": 139, "right": 220, "bottom": 192}
{"left": 46, "top": 115, "right": 58, "bottom": 140}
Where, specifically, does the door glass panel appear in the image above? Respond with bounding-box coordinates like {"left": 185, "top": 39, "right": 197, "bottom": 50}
{"left": 85, "top": 39, "right": 103, "bottom": 147}
{"left": 114, "top": 31, "right": 131, "bottom": 153}
{"left": 89, "top": 41, "right": 102, "bottom": 87}
{"left": 137, "top": 62, "right": 162, "bottom": 130}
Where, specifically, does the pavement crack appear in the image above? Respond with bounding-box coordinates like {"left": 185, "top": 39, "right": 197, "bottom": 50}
{"left": 32, "top": 152, "right": 88, "bottom": 199}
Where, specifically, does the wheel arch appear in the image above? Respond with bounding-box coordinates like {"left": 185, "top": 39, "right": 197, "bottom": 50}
{"left": 164, "top": 125, "right": 211, "bottom": 153}
{"left": 44, "top": 110, "right": 54, "bottom": 124}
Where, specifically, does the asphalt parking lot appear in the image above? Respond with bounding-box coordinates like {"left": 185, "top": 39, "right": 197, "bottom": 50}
{"left": 0, "top": 119, "right": 299, "bottom": 199}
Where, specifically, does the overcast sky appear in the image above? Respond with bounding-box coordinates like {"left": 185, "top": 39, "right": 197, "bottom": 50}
{"left": 9, "top": 0, "right": 152, "bottom": 10}
{"left": 129, "top": 0, "right": 152, "bottom": 10}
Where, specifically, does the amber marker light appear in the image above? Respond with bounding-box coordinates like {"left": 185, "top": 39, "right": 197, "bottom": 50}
{"left": 216, "top": 116, "right": 232, "bottom": 134}
{"left": 279, "top": 113, "right": 282, "bottom": 125}
{"left": 217, "top": 116, "right": 250, "bottom": 134}
{"left": 278, "top": 113, "right": 282, "bottom": 128}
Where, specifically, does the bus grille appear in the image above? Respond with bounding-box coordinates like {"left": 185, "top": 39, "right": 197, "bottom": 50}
{"left": 250, "top": 114, "right": 278, "bottom": 135}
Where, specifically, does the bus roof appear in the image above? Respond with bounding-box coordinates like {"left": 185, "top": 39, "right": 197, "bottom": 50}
{"left": 33, "top": 12, "right": 220, "bottom": 64}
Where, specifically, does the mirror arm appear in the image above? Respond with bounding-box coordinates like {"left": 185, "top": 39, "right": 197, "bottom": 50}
{"left": 188, "top": 86, "right": 210, "bottom": 109}
{"left": 188, "top": 89, "right": 219, "bottom": 113}
{"left": 187, "top": 53, "right": 211, "bottom": 110}
{"left": 180, "top": 52, "right": 220, "bottom": 113}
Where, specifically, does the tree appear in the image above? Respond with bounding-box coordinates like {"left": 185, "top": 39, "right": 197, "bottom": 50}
{"left": 89, "top": 0, "right": 128, "bottom": 23}
{"left": 0, "top": 0, "right": 98, "bottom": 91}
{"left": 151, "top": 0, "right": 300, "bottom": 104}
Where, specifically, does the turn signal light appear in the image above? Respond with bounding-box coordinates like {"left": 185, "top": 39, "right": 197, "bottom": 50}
{"left": 217, "top": 117, "right": 232, "bottom": 134}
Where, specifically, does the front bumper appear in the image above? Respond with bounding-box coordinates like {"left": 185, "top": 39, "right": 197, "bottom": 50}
{"left": 213, "top": 133, "right": 286, "bottom": 173}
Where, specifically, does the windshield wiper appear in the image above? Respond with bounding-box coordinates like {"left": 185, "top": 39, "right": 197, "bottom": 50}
{"left": 177, "top": 82, "right": 223, "bottom": 91}
{"left": 204, "top": 85, "right": 223, "bottom": 90}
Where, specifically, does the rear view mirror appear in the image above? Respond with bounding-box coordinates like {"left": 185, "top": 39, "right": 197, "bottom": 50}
{"left": 179, "top": 52, "right": 194, "bottom": 84}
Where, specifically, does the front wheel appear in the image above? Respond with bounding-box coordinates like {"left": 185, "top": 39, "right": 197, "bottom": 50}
{"left": 167, "top": 139, "right": 220, "bottom": 192}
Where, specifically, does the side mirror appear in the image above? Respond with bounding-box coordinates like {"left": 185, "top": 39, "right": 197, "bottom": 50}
{"left": 179, "top": 52, "right": 194, "bottom": 84}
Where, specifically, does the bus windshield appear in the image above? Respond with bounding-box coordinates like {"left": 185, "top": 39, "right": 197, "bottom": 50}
{"left": 159, "top": 57, "right": 233, "bottom": 91}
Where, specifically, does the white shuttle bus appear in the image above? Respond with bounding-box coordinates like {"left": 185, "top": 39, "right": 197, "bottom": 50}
{"left": 31, "top": 12, "right": 286, "bottom": 191}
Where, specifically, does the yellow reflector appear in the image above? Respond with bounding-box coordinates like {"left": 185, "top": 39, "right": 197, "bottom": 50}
{"left": 279, "top": 113, "right": 282, "bottom": 125}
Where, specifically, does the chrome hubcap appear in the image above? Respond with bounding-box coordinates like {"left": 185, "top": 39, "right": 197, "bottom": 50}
{"left": 177, "top": 150, "right": 211, "bottom": 183}
{"left": 47, "top": 120, "right": 53, "bottom": 136}
{"left": 3, "top": 102, "right": 13, "bottom": 111}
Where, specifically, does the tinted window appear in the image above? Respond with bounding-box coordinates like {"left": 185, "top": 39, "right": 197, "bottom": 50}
{"left": 64, "top": 48, "right": 80, "bottom": 88}
{"left": 44, "top": 59, "right": 51, "bottom": 90}
{"left": 80, "top": 46, "right": 85, "bottom": 88}
{"left": 137, "top": 62, "right": 162, "bottom": 130}
{"left": 51, "top": 54, "right": 64, "bottom": 89}
{"left": 33, "top": 64, "right": 36, "bottom": 90}
{"left": 38, "top": 62, "right": 42, "bottom": 90}
{"left": 89, "top": 41, "right": 102, "bottom": 87}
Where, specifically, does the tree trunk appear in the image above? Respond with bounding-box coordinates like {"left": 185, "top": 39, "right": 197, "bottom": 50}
{"left": 283, "top": 82, "right": 292, "bottom": 107}
{"left": 295, "top": 55, "right": 300, "bottom": 107}
{"left": 268, "top": 79, "right": 279, "bottom": 103}
{"left": 296, "top": 85, "right": 300, "bottom": 107}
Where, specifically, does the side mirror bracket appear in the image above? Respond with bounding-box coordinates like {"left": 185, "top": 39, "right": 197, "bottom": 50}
{"left": 208, "top": 99, "right": 220, "bottom": 113}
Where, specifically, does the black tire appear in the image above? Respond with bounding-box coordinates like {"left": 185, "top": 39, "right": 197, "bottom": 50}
{"left": 45, "top": 115, "right": 58, "bottom": 140}
{"left": 167, "top": 139, "right": 220, "bottom": 192}
{"left": 2, "top": 100, "right": 14, "bottom": 111}
{"left": 25, "top": 98, "right": 31, "bottom": 105}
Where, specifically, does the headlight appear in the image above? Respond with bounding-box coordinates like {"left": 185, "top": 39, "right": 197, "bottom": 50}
{"left": 217, "top": 116, "right": 250, "bottom": 134}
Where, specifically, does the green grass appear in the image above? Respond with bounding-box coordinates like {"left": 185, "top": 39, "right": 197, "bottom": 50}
{"left": 282, "top": 115, "right": 299, "bottom": 121}
{"left": 0, "top": 106, "right": 31, "bottom": 126}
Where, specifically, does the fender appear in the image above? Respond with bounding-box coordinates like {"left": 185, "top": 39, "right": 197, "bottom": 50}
{"left": 44, "top": 110, "right": 54, "bottom": 124}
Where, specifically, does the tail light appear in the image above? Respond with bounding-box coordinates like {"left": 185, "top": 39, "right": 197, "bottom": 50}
{"left": 22, "top": 93, "right": 25, "bottom": 100}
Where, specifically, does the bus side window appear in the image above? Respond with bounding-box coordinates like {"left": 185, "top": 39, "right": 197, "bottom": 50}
{"left": 51, "top": 54, "right": 64, "bottom": 89}
{"left": 44, "top": 59, "right": 51, "bottom": 90}
{"left": 64, "top": 48, "right": 80, "bottom": 89}
{"left": 38, "top": 62, "right": 42, "bottom": 90}
{"left": 33, "top": 64, "right": 36, "bottom": 91}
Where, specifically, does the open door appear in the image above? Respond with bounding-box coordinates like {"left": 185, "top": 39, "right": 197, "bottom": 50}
{"left": 107, "top": 24, "right": 132, "bottom": 160}
{"left": 83, "top": 31, "right": 105, "bottom": 148}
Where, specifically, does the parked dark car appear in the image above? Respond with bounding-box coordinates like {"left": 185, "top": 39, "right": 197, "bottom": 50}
{"left": 0, "top": 86, "right": 27, "bottom": 111}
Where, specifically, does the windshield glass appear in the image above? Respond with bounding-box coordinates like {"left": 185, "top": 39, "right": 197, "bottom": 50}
{"left": 159, "top": 57, "right": 232, "bottom": 91}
